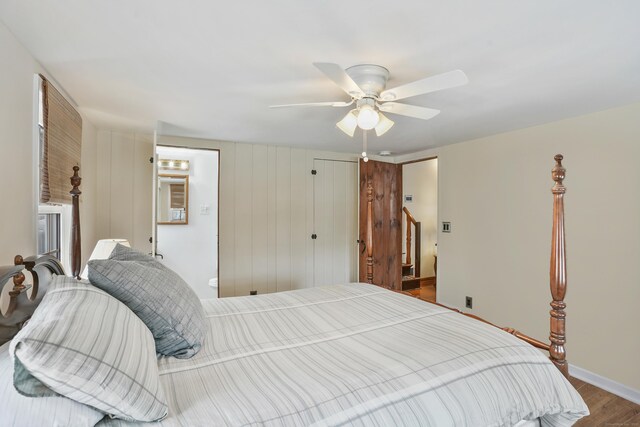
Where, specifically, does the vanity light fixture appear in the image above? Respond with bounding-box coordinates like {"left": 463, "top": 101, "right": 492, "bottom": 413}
{"left": 158, "top": 159, "right": 190, "bottom": 171}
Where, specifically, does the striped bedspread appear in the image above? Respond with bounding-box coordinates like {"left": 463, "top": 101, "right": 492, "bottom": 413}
{"left": 101, "top": 284, "right": 588, "bottom": 427}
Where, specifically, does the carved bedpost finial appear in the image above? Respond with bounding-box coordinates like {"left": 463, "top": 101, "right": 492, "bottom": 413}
{"left": 70, "top": 165, "right": 82, "bottom": 196}
{"left": 14, "top": 255, "right": 23, "bottom": 266}
{"left": 549, "top": 154, "right": 568, "bottom": 377}
{"left": 552, "top": 154, "right": 565, "bottom": 189}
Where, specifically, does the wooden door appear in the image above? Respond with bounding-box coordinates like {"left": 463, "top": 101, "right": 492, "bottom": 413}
{"left": 359, "top": 159, "right": 403, "bottom": 290}
{"left": 313, "top": 159, "right": 359, "bottom": 286}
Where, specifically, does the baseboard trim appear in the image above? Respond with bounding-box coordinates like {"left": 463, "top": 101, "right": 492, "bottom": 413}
{"left": 570, "top": 364, "right": 640, "bottom": 404}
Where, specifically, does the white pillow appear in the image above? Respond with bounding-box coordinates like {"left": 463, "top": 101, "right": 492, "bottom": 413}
{"left": 10, "top": 276, "right": 168, "bottom": 422}
{"left": 0, "top": 341, "right": 104, "bottom": 426}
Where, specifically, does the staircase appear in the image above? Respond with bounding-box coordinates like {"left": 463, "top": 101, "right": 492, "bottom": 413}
{"left": 401, "top": 207, "right": 422, "bottom": 291}
{"left": 402, "top": 263, "right": 421, "bottom": 289}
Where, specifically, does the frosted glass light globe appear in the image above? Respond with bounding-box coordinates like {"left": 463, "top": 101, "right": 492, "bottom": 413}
{"left": 357, "top": 105, "right": 380, "bottom": 130}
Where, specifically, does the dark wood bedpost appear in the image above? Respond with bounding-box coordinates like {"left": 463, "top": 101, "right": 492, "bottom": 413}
{"left": 70, "top": 166, "right": 82, "bottom": 279}
{"left": 549, "top": 154, "right": 568, "bottom": 377}
{"left": 366, "top": 180, "right": 374, "bottom": 284}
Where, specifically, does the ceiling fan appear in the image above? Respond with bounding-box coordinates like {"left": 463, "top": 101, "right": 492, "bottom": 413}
{"left": 270, "top": 63, "right": 468, "bottom": 137}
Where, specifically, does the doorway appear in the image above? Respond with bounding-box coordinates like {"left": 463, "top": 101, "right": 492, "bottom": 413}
{"left": 154, "top": 146, "right": 219, "bottom": 299}
{"left": 401, "top": 157, "right": 438, "bottom": 302}
{"left": 358, "top": 159, "right": 403, "bottom": 289}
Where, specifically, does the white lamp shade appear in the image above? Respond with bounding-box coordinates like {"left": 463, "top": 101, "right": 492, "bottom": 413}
{"left": 80, "top": 239, "right": 131, "bottom": 279}
{"left": 374, "top": 113, "right": 394, "bottom": 136}
{"left": 336, "top": 110, "right": 358, "bottom": 137}
{"left": 356, "top": 105, "right": 380, "bottom": 130}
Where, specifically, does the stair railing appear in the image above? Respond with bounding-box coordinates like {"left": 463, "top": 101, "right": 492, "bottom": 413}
{"left": 403, "top": 206, "right": 421, "bottom": 277}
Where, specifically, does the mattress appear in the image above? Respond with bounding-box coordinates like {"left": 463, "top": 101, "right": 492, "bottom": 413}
{"left": 100, "top": 283, "right": 587, "bottom": 426}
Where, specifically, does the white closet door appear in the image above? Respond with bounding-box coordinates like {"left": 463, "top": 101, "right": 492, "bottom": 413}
{"left": 313, "top": 159, "right": 358, "bottom": 286}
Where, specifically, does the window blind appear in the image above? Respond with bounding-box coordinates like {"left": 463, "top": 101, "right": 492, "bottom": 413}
{"left": 40, "top": 76, "right": 82, "bottom": 204}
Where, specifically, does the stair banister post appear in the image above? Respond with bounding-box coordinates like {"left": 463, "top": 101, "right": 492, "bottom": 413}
{"left": 405, "top": 210, "right": 412, "bottom": 266}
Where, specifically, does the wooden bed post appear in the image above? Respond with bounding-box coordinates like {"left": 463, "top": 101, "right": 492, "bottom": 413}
{"left": 549, "top": 154, "right": 568, "bottom": 377}
{"left": 366, "top": 180, "right": 374, "bottom": 284}
{"left": 70, "top": 166, "right": 82, "bottom": 279}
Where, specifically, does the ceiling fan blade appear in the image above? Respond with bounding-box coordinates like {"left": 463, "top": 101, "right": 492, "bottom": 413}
{"left": 269, "top": 100, "right": 353, "bottom": 108}
{"left": 378, "top": 102, "right": 440, "bottom": 120}
{"left": 313, "top": 63, "right": 364, "bottom": 97}
{"left": 380, "top": 69, "right": 468, "bottom": 101}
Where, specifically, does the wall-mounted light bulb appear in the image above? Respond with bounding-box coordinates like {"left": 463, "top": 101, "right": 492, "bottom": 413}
{"left": 363, "top": 157, "right": 369, "bottom": 162}
{"left": 361, "top": 151, "right": 367, "bottom": 157}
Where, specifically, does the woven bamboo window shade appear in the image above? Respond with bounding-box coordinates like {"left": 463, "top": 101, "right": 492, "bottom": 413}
{"left": 40, "top": 76, "right": 82, "bottom": 204}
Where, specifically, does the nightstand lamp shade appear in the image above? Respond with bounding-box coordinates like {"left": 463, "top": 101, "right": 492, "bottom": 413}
{"left": 80, "top": 239, "right": 130, "bottom": 279}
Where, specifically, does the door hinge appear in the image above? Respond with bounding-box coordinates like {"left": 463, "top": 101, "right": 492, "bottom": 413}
{"left": 311, "top": 169, "right": 317, "bottom": 175}
{"left": 149, "top": 157, "right": 154, "bottom": 164}
{"left": 149, "top": 236, "right": 153, "bottom": 243}
{"left": 311, "top": 234, "right": 317, "bottom": 240}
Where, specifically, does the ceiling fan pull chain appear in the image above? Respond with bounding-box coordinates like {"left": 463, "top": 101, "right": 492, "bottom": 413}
{"left": 362, "top": 130, "right": 369, "bottom": 163}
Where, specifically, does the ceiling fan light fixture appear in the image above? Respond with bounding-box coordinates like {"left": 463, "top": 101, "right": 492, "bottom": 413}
{"left": 374, "top": 113, "right": 394, "bottom": 136}
{"left": 356, "top": 104, "right": 379, "bottom": 130}
{"left": 336, "top": 110, "right": 358, "bottom": 137}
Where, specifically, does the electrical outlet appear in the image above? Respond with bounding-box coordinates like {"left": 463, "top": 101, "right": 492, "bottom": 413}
{"left": 465, "top": 296, "right": 473, "bottom": 309}
{"left": 442, "top": 222, "right": 451, "bottom": 233}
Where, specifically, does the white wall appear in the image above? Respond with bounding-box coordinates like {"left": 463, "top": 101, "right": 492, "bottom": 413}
{"left": 80, "top": 119, "right": 98, "bottom": 268}
{"left": 395, "top": 102, "right": 640, "bottom": 392}
{"left": 156, "top": 147, "right": 219, "bottom": 299}
{"left": 402, "top": 159, "right": 438, "bottom": 277}
{"left": 0, "top": 20, "right": 97, "bottom": 269}
{"left": 95, "top": 130, "right": 153, "bottom": 252}
{"left": 0, "top": 21, "right": 42, "bottom": 262}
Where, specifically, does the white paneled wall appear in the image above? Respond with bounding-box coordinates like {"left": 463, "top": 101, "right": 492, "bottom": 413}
{"left": 96, "top": 131, "right": 153, "bottom": 252}
{"left": 94, "top": 134, "right": 361, "bottom": 297}
{"left": 96, "top": 133, "right": 359, "bottom": 296}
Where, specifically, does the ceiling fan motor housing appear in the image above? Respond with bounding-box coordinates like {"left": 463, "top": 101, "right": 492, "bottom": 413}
{"left": 345, "top": 64, "right": 390, "bottom": 97}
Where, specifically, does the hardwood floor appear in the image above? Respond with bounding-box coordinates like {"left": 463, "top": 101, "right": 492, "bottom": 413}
{"left": 408, "top": 283, "right": 640, "bottom": 426}
{"left": 571, "top": 377, "right": 640, "bottom": 426}
{"left": 406, "top": 283, "right": 436, "bottom": 302}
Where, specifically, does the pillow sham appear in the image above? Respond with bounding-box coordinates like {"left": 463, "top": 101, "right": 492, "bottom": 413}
{"left": 0, "top": 341, "right": 104, "bottom": 427}
{"left": 10, "top": 276, "right": 168, "bottom": 422}
{"left": 88, "top": 244, "right": 206, "bottom": 358}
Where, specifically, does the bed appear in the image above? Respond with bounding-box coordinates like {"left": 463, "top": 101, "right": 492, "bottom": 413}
{"left": 0, "top": 156, "right": 588, "bottom": 426}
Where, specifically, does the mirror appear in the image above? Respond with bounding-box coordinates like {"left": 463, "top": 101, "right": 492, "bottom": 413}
{"left": 157, "top": 174, "right": 189, "bottom": 225}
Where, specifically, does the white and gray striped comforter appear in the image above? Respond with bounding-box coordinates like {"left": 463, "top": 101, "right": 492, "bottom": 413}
{"left": 100, "top": 284, "right": 588, "bottom": 427}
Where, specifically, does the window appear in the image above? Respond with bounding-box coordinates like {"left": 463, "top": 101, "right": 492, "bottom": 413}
{"left": 36, "top": 77, "right": 74, "bottom": 269}
{"left": 36, "top": 78, "right": 63, "bottom": 261}
{"left": 37, "top": 212, "right": 60, "bottom": 258}
{"left": 35, "top": 75, "right": 82, "bottom": 272}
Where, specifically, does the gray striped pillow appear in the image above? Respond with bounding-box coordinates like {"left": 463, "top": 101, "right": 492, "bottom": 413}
{"left": 10, "top": 276, "right": 168, "bottom": 422}
{"left": 88, "top": 244, "right": 206, "bottom": 358}
{"left": 0, "top": 341, "right": 104, "bottom": 427}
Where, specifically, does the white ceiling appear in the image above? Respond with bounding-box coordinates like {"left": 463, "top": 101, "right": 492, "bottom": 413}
{"left": 1, "top": 1, "right": 639, "bottom": 155}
